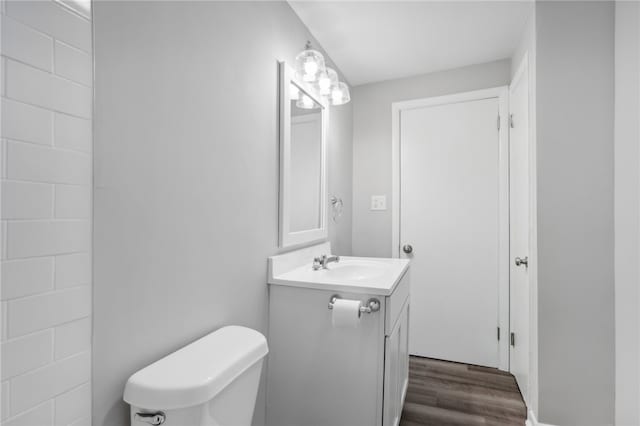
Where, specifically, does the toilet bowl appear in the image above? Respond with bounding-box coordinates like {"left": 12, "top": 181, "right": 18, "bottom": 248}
{"left": 124, "top": 326, "right": 268, "bottom": 426}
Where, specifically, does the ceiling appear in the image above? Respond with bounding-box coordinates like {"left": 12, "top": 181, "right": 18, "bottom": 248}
{"left": 289, "top": 1, "right": 532, "bottom": 86}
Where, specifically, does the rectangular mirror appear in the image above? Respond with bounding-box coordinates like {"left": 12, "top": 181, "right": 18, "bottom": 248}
{"left": 279, "top": 61, "right": 328, "bottom": 248}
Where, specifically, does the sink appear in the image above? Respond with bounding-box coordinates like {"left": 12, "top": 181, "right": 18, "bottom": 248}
{"left": 268, "top": 244, "right": 410, "bottom": 296}
{"left": 319, "top": 260, "right": 388, "bottom": 281}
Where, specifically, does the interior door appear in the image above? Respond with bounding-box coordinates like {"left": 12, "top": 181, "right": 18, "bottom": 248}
{"left": 509, "top": 63, "right": 530, "bottom": 402}
{"left": 400, "top": 97, "right": 501, "bottom": 368}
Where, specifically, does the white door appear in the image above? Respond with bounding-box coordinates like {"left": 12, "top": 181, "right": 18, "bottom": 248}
{"left": 509, "top": 61, "right": 530, "bottom": 401}
{"left": 400, "top": 97, "right": 502, "bottom": 368}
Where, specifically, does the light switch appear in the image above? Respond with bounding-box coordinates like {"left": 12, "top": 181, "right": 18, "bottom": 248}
{"left": 370, "top": 195, "right": 387, "bottom": 211}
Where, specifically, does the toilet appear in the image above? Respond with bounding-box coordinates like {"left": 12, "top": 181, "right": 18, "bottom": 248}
{"left": 123, "top": 326, "right": 268, "bottom": 426}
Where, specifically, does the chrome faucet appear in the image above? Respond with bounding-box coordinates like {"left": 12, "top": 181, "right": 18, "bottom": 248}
{"left": 312, "top": 254, "right": 340, "bottom": 270}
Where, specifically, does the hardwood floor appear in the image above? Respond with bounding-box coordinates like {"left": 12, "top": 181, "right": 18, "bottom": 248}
{"left": 400, "top": 356, "right": 527, "bottom": 426}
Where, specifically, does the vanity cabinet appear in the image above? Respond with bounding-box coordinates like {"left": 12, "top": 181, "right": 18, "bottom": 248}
{"left": 267, "top": 244, "right": 410, "bottom": 426}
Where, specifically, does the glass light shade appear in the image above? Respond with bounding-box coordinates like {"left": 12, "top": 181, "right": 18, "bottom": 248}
{"left": 296, "top": 93, "right": 319, "bottom": 109}
{"left": 295, "top": 48, "right": 326, "bottom": 83}
{"left": 290, "top": 84, "right": 300, "bottom": 101}
{"left": 316, "top": 67, "right": 338, "bottom": 96}
{"left": 330, "top": 81, "right": 351, "bottom": 106}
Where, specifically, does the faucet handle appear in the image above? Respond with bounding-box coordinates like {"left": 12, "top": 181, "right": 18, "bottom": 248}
{"left": 312, "top": 256, "right": 323, "bottom": 270}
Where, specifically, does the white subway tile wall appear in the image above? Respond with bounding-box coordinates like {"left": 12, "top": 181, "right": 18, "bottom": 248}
{"left": 10, "top": 351, "right": 90, "bottom": 414}
{"left": 0, "top": 1, "right": 92, "bottom": 424}
{"left": 54, "top": 383, "right": 90, "bottom": 426}
{"left": 0, "top": 16, "right": 53, "bottom": 72}
{"left": 1, "top": 382, "right": 9, "bottom": 421}
{"left": 1, "top": 99, "right": 53, "bottom": 146}
{"left": 3, "top": 401, "right": 53, "bottom": 426}
{"left": 1, "top": 257, "right": 54, "bottom": 300}
{"left": 53, "top": 317, "right": 90, "bottom": 360}
{"left": 1, "top": 181, "right": 53, "bottom": 220}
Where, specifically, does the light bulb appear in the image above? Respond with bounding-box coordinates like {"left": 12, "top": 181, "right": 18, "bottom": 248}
{"left": 317, "top": 68, "right": 338, "bottom": 96}
{"left": 330, "top": 81, "right": 351, "bottom": 106}
{"left": 290, "top": 84, "right": 299, "bottom": 101}
{"left": 304, "top": 59, "right": 318, "bottom": 77}
{"left": 296, "top": 94, "right": 318, "bottom": 109}
{"left": 319, "top": 76, "right": 331, "bottom": 94}
{"left": 296, "top": 45, "right": 325, "bottom": 83}
{"left": 301, "top": 94, "right": 314, "bottom": 108}
{"left": 331, "top": 88, "right": 342, "bottom": 104}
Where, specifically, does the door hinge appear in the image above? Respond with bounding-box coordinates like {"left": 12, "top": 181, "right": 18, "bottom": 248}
{"left": 497, "top": 327, "right": 500, "bottom": 341}
{"left": 510, "top": 332, "right": 515, "bottom": 347}
{"left": 497, "top": 115, "right": 501, "bottom": 130}
{"left": 509, "top": 113, "right": 514, "bottom": 128}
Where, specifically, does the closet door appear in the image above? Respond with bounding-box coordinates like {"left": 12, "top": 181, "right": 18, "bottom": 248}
{"left": 509, "top": 59, "right": 531, "bottom": 403}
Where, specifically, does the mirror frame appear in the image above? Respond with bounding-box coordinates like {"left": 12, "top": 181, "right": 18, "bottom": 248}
{"left": 278, "top": 61, "right": 329, "bottom": 248}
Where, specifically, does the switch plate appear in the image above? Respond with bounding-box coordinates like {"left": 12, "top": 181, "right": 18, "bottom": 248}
{"left": 370, "top": 195, "right": 387, "bottom": 211}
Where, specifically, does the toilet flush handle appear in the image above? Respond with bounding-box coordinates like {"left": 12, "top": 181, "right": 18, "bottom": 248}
{"left": 134, "top": 412, "right": 166, "bottom": 425}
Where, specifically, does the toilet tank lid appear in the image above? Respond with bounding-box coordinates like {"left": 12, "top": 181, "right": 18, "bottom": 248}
{"left": 123, "top": 325, "right": 268, "bottom": 410}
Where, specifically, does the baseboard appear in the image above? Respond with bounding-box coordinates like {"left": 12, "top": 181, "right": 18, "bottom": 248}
{"left": 526, "top": 409, "right": 557, "bottom": 426}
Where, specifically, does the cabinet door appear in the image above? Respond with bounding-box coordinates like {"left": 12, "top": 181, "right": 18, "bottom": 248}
{"left": 384, "top": 300, "right": 410, "bottom": 426}
{"left": 399, "top": 302, "right": 409, "bottom": 405}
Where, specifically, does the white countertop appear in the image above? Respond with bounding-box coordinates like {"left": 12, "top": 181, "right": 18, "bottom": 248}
{"left": 268, "top": 250, "right": 410, "bottom": 296}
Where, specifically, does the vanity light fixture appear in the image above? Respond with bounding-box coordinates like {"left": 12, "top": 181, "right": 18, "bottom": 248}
{"left": 294, "top": 41, "right": 351, "bottom": 106}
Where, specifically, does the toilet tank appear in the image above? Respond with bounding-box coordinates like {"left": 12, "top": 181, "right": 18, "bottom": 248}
{"left": 124, "top": 326, "right": 268, "bottom": 426}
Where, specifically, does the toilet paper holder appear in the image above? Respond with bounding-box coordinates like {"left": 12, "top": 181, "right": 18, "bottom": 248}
{"left": 328, "top": 295, "right": 381, "bottom": 314}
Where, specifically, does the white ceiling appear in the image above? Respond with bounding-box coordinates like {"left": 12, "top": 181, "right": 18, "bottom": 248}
{"left": 289, "top": 1, "right": 532, "bottom": 86}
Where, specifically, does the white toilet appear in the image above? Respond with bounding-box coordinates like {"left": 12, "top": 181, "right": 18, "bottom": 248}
{"left": 123, "top": 326, "right": 268, "bottom": 426}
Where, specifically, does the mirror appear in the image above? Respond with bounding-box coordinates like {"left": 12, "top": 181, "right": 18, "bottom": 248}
{"left": 279, "top": 62, "right": 328, "bottom": 248}
{"left": 290, "top": 94, "right": 322, "bottom": 232}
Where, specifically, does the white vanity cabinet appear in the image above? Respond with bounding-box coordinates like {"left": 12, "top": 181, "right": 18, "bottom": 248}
{"left": 266, "top": 243, "right": 410, "bottom": 426}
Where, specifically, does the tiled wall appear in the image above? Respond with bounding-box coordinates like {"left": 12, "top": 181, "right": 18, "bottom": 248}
{"left": 0, "top": 1, "right": 92, "bottom": 425}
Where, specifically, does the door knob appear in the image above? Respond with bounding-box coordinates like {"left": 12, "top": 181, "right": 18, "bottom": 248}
{"left": 402, "top": 244, "right": 413, "bottom": 254}
{"left": 515, "top": 256, "right": 528, "bottom": 267}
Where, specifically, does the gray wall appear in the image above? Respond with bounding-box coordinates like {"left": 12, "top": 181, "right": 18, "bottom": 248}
{"left": 614, "top": 1, "right": 640, "bottom": 424}
{"left": 92, "top": 2, "right": 352, "bottom": 425}
{"left": 511, "top": 4, "right": 535, "bottom": 81}
{"left": 535, "top": 2, "right": 614, "bottom": 424}
{"left": 328, "top": 99, "right": 353, "bottom": 255}
{"left": 351, "top": 60, "right": 511, "bottom": 257}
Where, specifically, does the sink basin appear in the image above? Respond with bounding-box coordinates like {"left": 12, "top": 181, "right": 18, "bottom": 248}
{"left": 268, "top": 250, "right": 410, "bottom": 296}
{"left": 318, "top": 260, "right": 388, "bottom": 281}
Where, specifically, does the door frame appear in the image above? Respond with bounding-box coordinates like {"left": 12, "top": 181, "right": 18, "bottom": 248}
{"left": 391, "top": 86, "right": 510, "bottom": 371}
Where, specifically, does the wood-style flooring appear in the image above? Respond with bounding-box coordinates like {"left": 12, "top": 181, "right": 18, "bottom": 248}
{"left": 400, "top": 356, "right": 527, "bottom": 426}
